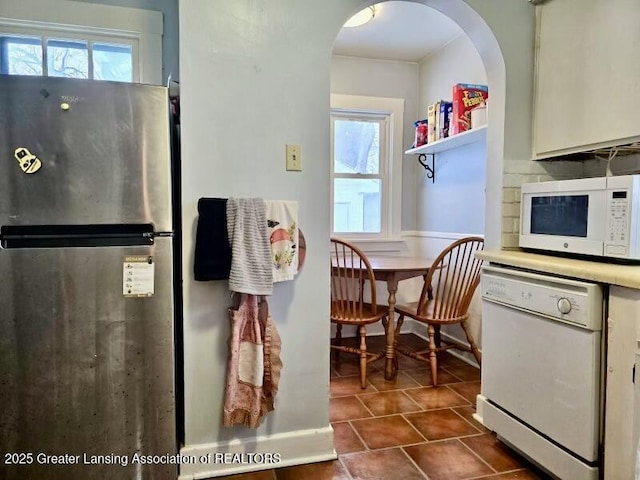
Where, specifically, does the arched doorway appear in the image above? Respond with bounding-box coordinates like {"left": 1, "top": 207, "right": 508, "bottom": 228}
{"left": 328, "top": 0, "right": 505, "bottom": 360}
{"left": 330, "top": 0, "right": 505, "bottom": 249}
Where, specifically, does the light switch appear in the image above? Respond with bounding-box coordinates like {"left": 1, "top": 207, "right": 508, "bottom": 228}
{"left": 286, "top": 144, "right": 302, "bottom": 171}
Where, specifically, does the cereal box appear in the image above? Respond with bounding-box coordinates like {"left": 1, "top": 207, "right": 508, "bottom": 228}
{"left": 439, "top": 101, "right": 453, "bottom": 139}
{"left": 427, "top": 103, "right": 437, "bottom": 143}
{"left": 451, "top": 83, "right": 488, "bottom": 135}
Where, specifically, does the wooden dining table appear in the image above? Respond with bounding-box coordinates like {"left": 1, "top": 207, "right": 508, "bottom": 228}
{"left": 364, "top": 255, "right": 435, "bottom": 380}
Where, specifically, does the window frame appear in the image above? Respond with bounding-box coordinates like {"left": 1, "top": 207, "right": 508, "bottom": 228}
{"left": 331, "top": 111, "right": 388, "bottom": 236}
{"left": 330, "top": 94, "right": 405, "bottom": 249}
{"left": 0, "top": 0, "right": 162, "bottom": 84}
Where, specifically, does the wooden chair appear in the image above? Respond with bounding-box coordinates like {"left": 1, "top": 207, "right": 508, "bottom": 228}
{"left": 330, "top": 238, "right": 386, "bottom": 389}
{"left": 394, "top": 237, "right": 484, "bottom": 386}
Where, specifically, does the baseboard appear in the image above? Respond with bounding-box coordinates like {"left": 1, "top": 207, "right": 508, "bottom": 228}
{"left": 178, "top": 426, "right": 336, "bottom": 479}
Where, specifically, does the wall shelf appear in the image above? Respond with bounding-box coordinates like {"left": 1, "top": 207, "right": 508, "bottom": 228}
{"left": 404, "top": 125, "right": 487, "bottom": 183}
{"left": 404, "top": 125, "right": 487, "bottom": 155}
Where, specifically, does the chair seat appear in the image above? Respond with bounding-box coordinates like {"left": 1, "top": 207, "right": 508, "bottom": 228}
{"left": 331, "top": 302, "right": 387, "bottom": 325}
{"left": 395, "top": 301, "right": 467, "bottom": 325}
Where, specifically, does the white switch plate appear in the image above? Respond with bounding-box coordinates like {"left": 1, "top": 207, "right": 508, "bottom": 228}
{"left": 286, "top": 144, "right": 302, "bottom": 171}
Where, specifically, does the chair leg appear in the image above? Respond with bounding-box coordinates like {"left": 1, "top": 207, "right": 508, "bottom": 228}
{"left": 393, "top": 314, "right": 405, "bottom": 369}
{"left": 434, "top": 325, "right": 442, "bottom": 349}
{"left": 461, "top": 320, "right": 482, "bottom": 366}
{"left": 359, "top": 325, "right": 367, "bottom": 389}
{"left": 333, "top": 323, "right": 342, "bottom": 361}
{"left": 427, "top": 324, "right": 438, "bottom": 387}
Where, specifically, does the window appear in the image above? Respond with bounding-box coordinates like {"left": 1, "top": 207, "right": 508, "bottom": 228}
{"left": 1, "top": 34, "right": 133, "bottom": 82}
{"left": 0, "top": 0, "right": 162, "bottom": 84}
{"left": 331, "top": 113, "right": 387, "bottom": 234}
{"left": 330, "top": 94, "right": 404, "bottom": 245}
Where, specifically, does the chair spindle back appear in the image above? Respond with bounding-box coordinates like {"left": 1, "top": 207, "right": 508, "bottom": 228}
{"left": 417, "top": 237, "right": 484, "bottom": 320}
{"left": 330, "top": 238, "right": 378, "bottom": 321}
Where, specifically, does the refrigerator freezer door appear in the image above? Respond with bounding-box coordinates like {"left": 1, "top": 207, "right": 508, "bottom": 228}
{"left": 0, "top": 76, "right": 172, "bottom": 231}
{"left": 0, "top": 238, "right": 176, "bottom": 480}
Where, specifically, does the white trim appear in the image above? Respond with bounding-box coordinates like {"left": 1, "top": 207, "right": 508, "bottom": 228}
{"left": 349, "top": 237, "right": 407, "bottom": 254}
{"left": 349, "top": 230, "right": 487, "bottom": 262}
{"left": 178, "top": 426, "right": 336, "bottom": 479}
{"left": 330, "top": 94, "right": 404, "bottom": 241}
{"left": 401, "top": 230, "right": 485, "bottom": 240}
{"left": 0, "top": 0, "right": 162, "bottom": 84}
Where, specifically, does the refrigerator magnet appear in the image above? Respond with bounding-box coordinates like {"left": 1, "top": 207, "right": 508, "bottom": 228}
{"left": 123, "top": 255, "right": 155, "bottom": 297}
{"left": 14, "top": 147, "right": 42, "bottom": 174}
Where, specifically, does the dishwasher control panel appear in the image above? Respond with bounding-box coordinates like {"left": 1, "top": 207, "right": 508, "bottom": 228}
{"left": 481, "top": 265, "right": 603, "bottom": 330}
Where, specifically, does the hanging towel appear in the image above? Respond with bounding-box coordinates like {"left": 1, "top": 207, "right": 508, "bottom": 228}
{"left": 193, "top": 198, "right": 232, "bottom": 281}
{"left": 223, "top": 294, "right": 282, "bottom": 428}
{"left": 265, "top": 200, "right": 299, "bottom": 282}
{"left": 226, "top": 198, "right": 273, "bottom": 295}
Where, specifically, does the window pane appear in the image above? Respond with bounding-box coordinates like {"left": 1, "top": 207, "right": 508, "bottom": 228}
{"left": 333, "top": 178, "right": 381, "bottom": 233}
{"left": 47, "top": 39, "right": 88, "bottom": 78}
{"left": 334, "top": 119, "right": 380, "bottom": 174}
{"left": 1, "top": 36, "right": 43, "bottom": 76}
{"left": 93, "top": 42, "right": 132, "bottom": 82}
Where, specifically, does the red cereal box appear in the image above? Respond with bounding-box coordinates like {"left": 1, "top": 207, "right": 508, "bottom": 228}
{"left": 451, "top": 83, "right": 488, "bottom": 135}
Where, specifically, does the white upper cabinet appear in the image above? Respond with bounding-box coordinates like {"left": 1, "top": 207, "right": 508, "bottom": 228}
{"left": 533, "top": 0, "right": 640, "bottom": 159}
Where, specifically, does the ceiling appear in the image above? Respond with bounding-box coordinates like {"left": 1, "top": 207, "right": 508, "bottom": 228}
{"left": 332, "top": 1, "right": 465, "bottom": 62}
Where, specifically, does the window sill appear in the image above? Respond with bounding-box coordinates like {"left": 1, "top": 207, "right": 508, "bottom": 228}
{"left": 339, "top": 237, "right": 407, "bottom": 254}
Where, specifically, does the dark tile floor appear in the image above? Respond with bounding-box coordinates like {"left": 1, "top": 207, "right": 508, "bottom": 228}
{"left": 216, "top": 334, "right": 550, "bottom": 480}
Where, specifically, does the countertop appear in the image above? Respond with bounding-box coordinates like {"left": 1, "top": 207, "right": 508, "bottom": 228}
{"left": 477, "top": 249, "right": 640, "bottom": 290}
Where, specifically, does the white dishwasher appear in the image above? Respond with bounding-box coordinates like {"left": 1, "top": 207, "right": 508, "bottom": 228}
{"left": 476, "top": 265, "right": 604, "bottom": 480}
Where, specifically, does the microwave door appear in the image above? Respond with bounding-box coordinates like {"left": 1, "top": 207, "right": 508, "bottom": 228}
{"left": 520, "top": 190, "right": 607, "bottom": 256}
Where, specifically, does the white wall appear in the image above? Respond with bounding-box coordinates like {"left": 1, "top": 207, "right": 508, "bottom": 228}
{"left": 415, "top": 34, "right": 486, "bottom": 235}
{"left": 178, "top": 0, "right": 536, "bottom": 477}
{"left": 408, "top": 34, "right": 487, "bottom": 356}
{"left": 178, "top": 2, "right": 339, "bottom": 477}
{"left": 418, "top": 34, "right": 486, "bottom": 116}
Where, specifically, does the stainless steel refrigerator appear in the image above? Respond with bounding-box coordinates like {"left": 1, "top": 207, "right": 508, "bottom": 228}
{"left": 0, "top": 75, "right": 177, "bottom": 480}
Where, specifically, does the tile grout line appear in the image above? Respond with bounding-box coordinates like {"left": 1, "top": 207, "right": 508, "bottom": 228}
{"left": 448, "top": 406, "right": 484, "bottom": 434}
{"left": 455, "top": 437, "right": 500, "bottom": 477}
{"left": 336, "top": 456, "right": 355, "bottom": 480}
{"left": 354, "top": 391, "right": 377, "bottom": 418}
{"left": 398, "top": 446, "right": 431, "bottom": 480}
{"left": 398, "top": 388, "right": 428, "bottom": 411}
{"left": 464, "top": 468, "right": 533, "bottom": 480}
{"left": 344, "top": 419, "right": 371, "bottom": 454}
{"left": 356, "top": 389, "right": 426, "bottom": 415}
{"left": 399, "top": 411, "right": 430, "bottom": 443}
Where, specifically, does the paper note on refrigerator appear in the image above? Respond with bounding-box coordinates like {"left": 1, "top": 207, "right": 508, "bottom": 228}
{"left": 123, "top": 256, "right": 155, "bottom": 297}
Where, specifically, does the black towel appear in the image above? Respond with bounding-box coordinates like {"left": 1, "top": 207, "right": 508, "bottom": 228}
{"left": 194, "top": 198, "right": 232, "bottom": 281}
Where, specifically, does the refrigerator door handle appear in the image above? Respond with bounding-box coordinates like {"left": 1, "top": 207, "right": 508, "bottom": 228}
{"left": 1, "top": 224, "right": 156, "bottom": 248}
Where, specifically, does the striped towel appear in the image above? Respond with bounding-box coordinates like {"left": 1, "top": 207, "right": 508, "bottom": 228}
{"left": 226, "top": 198, "right": 273, "bottom": 295}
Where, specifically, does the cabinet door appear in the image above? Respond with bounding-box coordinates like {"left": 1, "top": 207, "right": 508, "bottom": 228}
{"left": 533, "top": 0, "right": 640, "bottom": 159}
{"left": 604, "top": 286, "right": 640, "bottom": 480}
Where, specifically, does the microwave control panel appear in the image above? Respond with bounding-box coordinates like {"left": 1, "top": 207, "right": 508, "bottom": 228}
{"left": 605, "top": 190, "right": 630, "bottom": 256}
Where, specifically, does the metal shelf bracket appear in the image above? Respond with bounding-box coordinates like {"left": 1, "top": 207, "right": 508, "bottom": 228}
{"left": 418, "top": 153, "right": 435, "bottom": 183}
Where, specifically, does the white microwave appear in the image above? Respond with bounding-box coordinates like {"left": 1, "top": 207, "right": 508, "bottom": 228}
{"left": 520, "top": 175, "right": 640, "bottom": 260}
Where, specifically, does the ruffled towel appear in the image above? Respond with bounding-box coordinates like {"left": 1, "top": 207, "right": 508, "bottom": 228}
{"left": 265, "top": 200, "right": 299, "bottom": 282}
{"left": 223, "top": 294, "right": 282, "bottom": 428}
